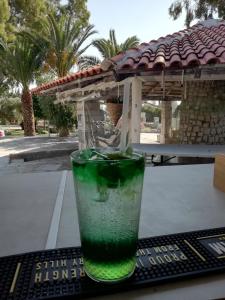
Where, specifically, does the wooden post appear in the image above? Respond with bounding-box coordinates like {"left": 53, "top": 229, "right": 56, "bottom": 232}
{"left": 120, "top": 80, "right": 131, "bottom": 151}
{"left": 214, "top": 154, "right": 225, "bottom": 193}
{"left": 77, "top": 101, "right": 86, "bottom": 149}
{"left": 131, "top": 77, "right": 142, "bottom": 143}
{"left": 160, "top": 100, "right": 172, "bottom": 144}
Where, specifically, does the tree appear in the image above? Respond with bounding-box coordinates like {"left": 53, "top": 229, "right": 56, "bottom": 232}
{"left": 93, "top": 29, "right": 140, "bottom": 59}
{"left": 0, "top": 0, "right": 90, "bottom": 42}
{"left": 32, "top": 94, "right": 45, "bottom": 127}
{"left": 28, "top": 13, "right": 97, "bottom": 77}
{"left": 35, "top": 70, "right": 56, "bottom": 86}
{"left": 53, "top": 0, "right": 90, "bottom": 28}
{"left": 22, "top": 12, "right": 96, "bottom": 137}
{"left": 0, "top": 36, "right": 45, "bottom": 135}
{"left": 169, "top": 0, "right": 225, "bottom": 28}
{"left": 0, "top": 0, "right": 47, "bottom": 42}
{"left": 38, "top": 95, "right": 76, "bottom": 137}
{"left": 8, "top": 0, "right": 47, "bottom": 26}
{"left": 0, "top": 0, "right": 10, "bottom": 41}
{"left": 0, "top": 1, "right": 92, "bottom": 137}
{"left": 0, "top": 96, "right": 22, "bottom": 124}
{"left": 142, "top": 104, "right": 161, "bottom": 123}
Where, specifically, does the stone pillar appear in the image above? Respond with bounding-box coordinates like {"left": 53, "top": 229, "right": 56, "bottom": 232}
{"left": 160, "top": 101, "right": 172, "bottom": 144}
{"left": 179, "top": 81, "right": 225, "bottom": 144}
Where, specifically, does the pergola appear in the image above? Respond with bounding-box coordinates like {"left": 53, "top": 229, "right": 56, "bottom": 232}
{"left": 32, "top": 19, "right": 225, "bottom": 149}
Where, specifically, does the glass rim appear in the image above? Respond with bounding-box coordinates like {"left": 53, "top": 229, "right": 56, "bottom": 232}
{"left": 70, "top": 148, "right": 144, "bottom": 163}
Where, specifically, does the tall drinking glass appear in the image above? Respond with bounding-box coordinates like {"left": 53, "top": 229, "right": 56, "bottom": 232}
{"left": 71, "top": 148, "right": 145, "bottom": 283}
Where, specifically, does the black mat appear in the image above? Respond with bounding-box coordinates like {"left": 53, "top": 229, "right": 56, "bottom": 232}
{"left": 1, "top": 227, "right": 225, "bottom": 300}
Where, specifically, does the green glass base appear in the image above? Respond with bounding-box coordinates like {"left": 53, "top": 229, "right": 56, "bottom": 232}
{"left": 84, "top": 257, "right": 136, "bottom": 283}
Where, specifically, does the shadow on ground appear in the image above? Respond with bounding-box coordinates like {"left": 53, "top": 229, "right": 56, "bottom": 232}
{"left": 0, "top": 136, "right": 78, "bottom": 176}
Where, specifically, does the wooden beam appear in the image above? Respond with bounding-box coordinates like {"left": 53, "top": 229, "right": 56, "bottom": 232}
{"left": 142, "top": 95, "right": 182, "bottom": 101}
{"left": 137, "top": 72, "right": 225, "bottom": 82}
{"left": 54, "top": 77, "right": 133, "bottom": 103}
{"left": 58, "top": 81, "right": 117, "bottom": 99}
{"left": 39, "top": 71, "right": 114, "bottom": 95}
{"left": 118, "top": 64, "right": 225, "bottom": 76}
{"left": 144, "top": 94, "right": 182, "bottom": 97}
{"left": 131, "top": 77, "right": 142, "bottom": 143}
{"left": 147, "top": 83, "right": 159, "bottom": 94}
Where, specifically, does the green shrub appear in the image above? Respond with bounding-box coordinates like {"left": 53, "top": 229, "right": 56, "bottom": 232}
{"left": 142, "top": 104, "right": 161, "bottom": 122}
{"left": 36, "top": 129, "right": 48, "bottom": 135}
{"left": 5, "top": 129, "right": 24, "bottom": 136}
{"left": 37, "top": 96, "right": 77, "bottom": 137}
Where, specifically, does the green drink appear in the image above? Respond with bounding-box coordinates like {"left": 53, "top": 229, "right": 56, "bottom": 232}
{"left": 71, "top": 148, "right": 145, "bottom": 283}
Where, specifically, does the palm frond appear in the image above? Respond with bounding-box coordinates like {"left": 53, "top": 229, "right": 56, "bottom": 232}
{"left": 0, "top": 39, "right": 6, "bottom": 51}
{"left": 93, "top": 30, "right": 140, "bottom": 59}
{"left": 33, "top": 14, "right": 97, "bottom": 77}
{"left": 48, "top": 13, "right": 63, "bottom": 53}
{"left": 92, "top": 39, "right": 112, "bottom": 59}
{"left": 121, "top": 36, "right": 140, "bottom": 51}
{"left": 18, "top": 13, "right": 97, "bottom": 78}
{"left": 73, "top": 24, "right": 97, "bottom": 53}
{"left": 77, "top": 55, "right": 101, "bottom": 70}
{"left": 0, "top": 36, "right": 45, "bottom": 89}
{"left": 109, "top": 29, "right": 119, "bottom": 54}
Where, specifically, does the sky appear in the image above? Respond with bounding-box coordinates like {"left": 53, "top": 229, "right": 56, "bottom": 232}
{"left": 85, "top": 0, "right": 190, "bottom": 57}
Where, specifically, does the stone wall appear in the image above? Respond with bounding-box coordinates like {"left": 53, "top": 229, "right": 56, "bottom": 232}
{"left": 179, "top": 81, "right": 225, "bottom": 144}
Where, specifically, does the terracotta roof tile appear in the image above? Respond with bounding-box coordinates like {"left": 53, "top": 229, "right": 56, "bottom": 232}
{"left": 215, "top": 45, "right": 225, "bottom": 56}
{"left": 169, "top": 54, "right": 182, "bottom": 65}
{"left": 106, "top": 19, "right": 225, "bottom": 73}
{"left": 219, "top": 51, "right": 225, "bottom": 62}
{"left": 201, "top": 51, "right": 217, "bottom": 63}
{"left": 33, "top": 19, "right": 225, "bottom": 94}
{"left": 31, "top": 65, "right": 104, "bottom": 94}
{"left": 121, "top": 57, "right": 136, "bottom": 69}
{"left": 137, "top": 56, "right": 149, "bottom": 69}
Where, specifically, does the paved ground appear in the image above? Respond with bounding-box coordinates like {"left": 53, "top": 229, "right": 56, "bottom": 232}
{"left": 0, "top": 136, "right": 78, "bottom": 175}
{"left": 0, "top": 133, "right": 158, "bottom": 176}
{"left": 140, "top": 132, "right": 159, "bottom": 144}
{"left": 0, "top": 136, "right": 78, "bottom": 156}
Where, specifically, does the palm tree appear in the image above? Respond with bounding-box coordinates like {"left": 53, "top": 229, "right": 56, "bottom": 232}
{"left": 0, "top": 37, "right": 45, "bottom": 136}
{"left": 92, "top": 30, "right": 140, "bottom": 126}
{"left": 22, "top": 13, "right": 99, "bottom": 137}
{"left": 93, "top": 29, "right": 140, "bottom": 59}
{"left": 29, "top": 13, "right": 98, "bottom": 77}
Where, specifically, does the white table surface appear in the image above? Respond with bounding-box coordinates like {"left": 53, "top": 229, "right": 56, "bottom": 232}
{"left": 58, "top": 164, "right": 225, "bottom": 300}
{"left": 132, "top": 143, "right": 225, "bottom": 157}
{"left": 1, "top": 164, "right": 225, "bottom": 299}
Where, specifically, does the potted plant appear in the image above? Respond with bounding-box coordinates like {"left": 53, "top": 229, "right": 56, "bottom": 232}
{"left": 106, "top": 96, "right": 123, "bottom": 126}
